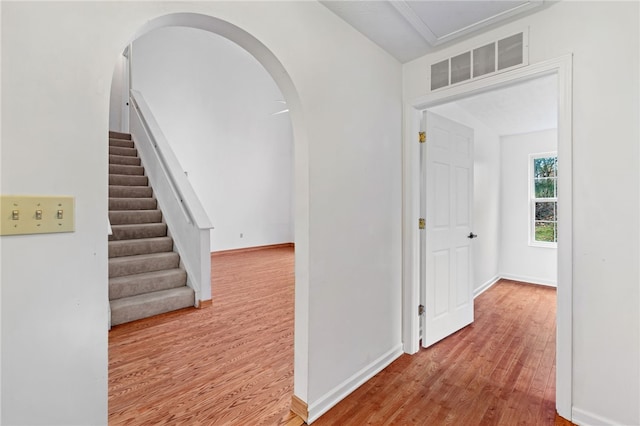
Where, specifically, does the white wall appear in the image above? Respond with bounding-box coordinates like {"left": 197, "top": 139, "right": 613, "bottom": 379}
{"left": 500, "top": 130, "right": 557, "bottom": 286}
{"left": 109, "top": 55, "right": 125, "bottom": 133}
{"left": 0, "top": 2, "right": 402, "bottom": 424}
{"left": 428, "top": 103, "right": 502, "bottom": 294}
{"left": 131, "top": 26, "right": 293, "bottom": 252}
{"left": 404, "top": 2, "right": 639, "bottom": 424}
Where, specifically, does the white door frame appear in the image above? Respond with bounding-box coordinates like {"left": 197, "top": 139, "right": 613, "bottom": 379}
{"left": 401, "top": 54, "right": 573, "bottom": 420}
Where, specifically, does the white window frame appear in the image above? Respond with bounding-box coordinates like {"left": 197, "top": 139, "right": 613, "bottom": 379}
{"left": 529, "top": 152, "right": 558, "bottom": 248}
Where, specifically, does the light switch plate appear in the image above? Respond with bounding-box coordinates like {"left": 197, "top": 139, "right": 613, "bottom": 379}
{"left": 1, "top": 195, "right": 75, "bottom": 236}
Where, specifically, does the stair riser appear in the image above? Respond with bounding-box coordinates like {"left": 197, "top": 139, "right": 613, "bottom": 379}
{"left": 109, "top": 164, "right": 144, "bottom": 176}
{"left": 109, "top": 210, "right": 163, "bottom": 225}
{"left": 109, "top": 198, "right": 158, "bottom": 210}
{"left": 109, "top": 155, "right": 141, "bottom": 166}
{"left": 109, "top": 253, "right": 180, "bottom": 278}
{"left": 108, "top": 237, "right": 173, "bottom": 258}
{"left": 109, "top": 175, "right": 148, "bottom": 186}
{"left": 109, "top": 270, "right": 187, "bottom": 300}
{"left": 109, "top": 139, "right": 134, "bottom": 148}
{"left": 110, "top": 288, "right": 194, "bottom": 326}
{"left": 109, "top": 146, "right": 138, "bottom": 157}
{"left": 109, "top": 186, "right": 153, "bottom": 198}
{"left": 109, "top": 131, "right": 132, "bottom": 140}
{"left": 109, "top": 198, "right": 157, "bottom": 210}
{"left": 109, "top": 223, "right": 167, "bottom": 241}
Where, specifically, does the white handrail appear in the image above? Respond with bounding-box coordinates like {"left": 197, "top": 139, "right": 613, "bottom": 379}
{"left": 129, "top": 90, "right": 213, "bottom": 230}
{"left": 128, "top": 90, "right": 213, "bottom": 303}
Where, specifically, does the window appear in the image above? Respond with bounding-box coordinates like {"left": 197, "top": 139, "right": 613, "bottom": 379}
{"left": 530, "top": 154, "right": 557, "bottom": 246}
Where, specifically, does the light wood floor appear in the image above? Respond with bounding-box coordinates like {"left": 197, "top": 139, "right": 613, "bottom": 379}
{"left": 314, "top": 279, "right": 572, "bottom": 426}
{"left": 109, "top": 247, "right": 572, "bottom": 425}
{"left": 109, "top": 246, "right": 299, "bottom": 425}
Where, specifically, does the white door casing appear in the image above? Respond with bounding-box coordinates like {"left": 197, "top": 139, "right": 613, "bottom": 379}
{"left": 402, "top": 55, "right": 573, "bottom": 419}
{"left": 421, "top": 111, "right": 475, "bottom": 348}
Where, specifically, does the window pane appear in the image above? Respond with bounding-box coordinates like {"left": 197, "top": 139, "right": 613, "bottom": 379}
{"left": 535, "top": 202, "right": 556, "bottom": 221}
{"left": 534, "top": 157, "right": 557, "bottom": 178}
{"left": 535, "top": 222, "right": 556, "bottom": 242}
{"left": 535, "top": 177, "right": 556, "bottom": 198}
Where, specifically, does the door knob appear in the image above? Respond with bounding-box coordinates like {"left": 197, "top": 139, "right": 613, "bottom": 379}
{"left": 467, "top": 232, "right": 478, "bottom": 239}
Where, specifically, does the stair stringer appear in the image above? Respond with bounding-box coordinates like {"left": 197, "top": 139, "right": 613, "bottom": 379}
{"left": 165, "top": 225, "right": 201, "bottom": 306}
{"left": 129, "top": 92, "right": 213, "bottom": 305}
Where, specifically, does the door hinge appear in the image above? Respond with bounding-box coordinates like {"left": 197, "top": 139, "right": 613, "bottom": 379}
{"left": 418, "top": 304, "right": 425, "bottom": 315}
{"left": 418, "top": 218, "right": 425, "bottom": 230}
{"left": 419, "top": 131, "right": 426, "bottom": 143}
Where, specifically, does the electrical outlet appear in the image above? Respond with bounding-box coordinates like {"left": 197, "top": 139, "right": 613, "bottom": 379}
{"left": 1, "top": 195, "right": 75, "bottom": 236}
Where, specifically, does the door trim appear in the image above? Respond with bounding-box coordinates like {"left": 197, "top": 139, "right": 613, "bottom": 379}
{"left": 401, "top": 54, "right": 573, "bottom": 420}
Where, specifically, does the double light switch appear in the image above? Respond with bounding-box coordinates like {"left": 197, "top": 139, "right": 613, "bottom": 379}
{"left": 1, "top": 195, "right": 75, "bottom": 236}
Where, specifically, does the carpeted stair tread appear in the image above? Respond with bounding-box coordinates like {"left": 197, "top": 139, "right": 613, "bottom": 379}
{"left": 109, "top": 197, "right": 157, "bottom": 210}
{"left": 109, "top": 185, "right": 153, "bottom": 198}
{"left": 109, "top": 223, "right": 167, "bottom": 241}
{"left": 109, "top": 174, "right": 148, "bottom": 186}
{"left": 109, "top": 268, "right": 187, "bottom": 300}
{"left": 109, "top": 164, "right": 144, "bottom": 176}
{"left": 109, "top": 131, "right": 132, "bottom": 140}
{"left": 109, "top": 252, "right": 180, "bottom": 278}
{"left": 109, "top": 209, "right": 163, "bottom": 225}
{"left": 108, "top": 236, "right": 174, "bottom": 258}
{"left": 110, "top": 287, "right": 194, "bottom": 326}
{"left": 109, "top": 146, "right": 138, "bottom": 157}
{"left": 109, "top": 154, "right": 141, "bottom": 166}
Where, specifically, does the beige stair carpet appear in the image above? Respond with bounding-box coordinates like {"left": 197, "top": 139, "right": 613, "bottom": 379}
{"left": 108, "top": 130, "right": 194, "bottom": 326}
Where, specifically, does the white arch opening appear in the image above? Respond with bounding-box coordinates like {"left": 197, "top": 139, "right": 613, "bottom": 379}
{"left": 110, "top": 12, "right": 310, "bottom": 403}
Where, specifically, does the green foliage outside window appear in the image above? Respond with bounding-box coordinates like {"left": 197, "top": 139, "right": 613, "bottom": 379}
{"left": 533, "top": 156, "right": 557, "bottom": 243}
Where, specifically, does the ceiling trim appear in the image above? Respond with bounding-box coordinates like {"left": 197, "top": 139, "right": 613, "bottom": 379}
{"left": 389, "top": 1, "right": 438, "bottom": 45}
{"left": 390, "top": 0, "right": 544, "bottom": 47}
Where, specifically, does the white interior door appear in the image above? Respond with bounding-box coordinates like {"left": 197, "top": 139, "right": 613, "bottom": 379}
{"left": 421, "top": 110, "right": 475, "bottom": 348}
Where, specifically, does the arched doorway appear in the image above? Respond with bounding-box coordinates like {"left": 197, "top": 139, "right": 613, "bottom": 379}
{"left": 108, "top": 12, "right": 309, "bottom": 420}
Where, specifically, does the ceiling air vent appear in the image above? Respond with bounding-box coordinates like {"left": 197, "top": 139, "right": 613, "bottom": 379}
{"left": 430, "top": 31, "right": 527, "bottom": 91}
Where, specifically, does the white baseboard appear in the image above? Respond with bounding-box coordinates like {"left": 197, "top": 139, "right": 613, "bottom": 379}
{"left": 474, "top": 274, "right": 557, "bottom": 299}
{"left": 474, "top": 275, "right": 500, "bottom": 298}
{"left": 307, "top": 344, "right": 404, "bottom": 424}
{"left": 499, "top": 273, "right": 557, "bottom": 287}
{"left": 572, "top": 406, "right": 623, "bottom": 426}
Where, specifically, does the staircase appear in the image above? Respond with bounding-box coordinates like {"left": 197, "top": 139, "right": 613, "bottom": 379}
{"left": 108, "top": 131, "right": 195, "bottom": 326}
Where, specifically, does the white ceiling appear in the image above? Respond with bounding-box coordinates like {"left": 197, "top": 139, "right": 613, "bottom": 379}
{"left": 433, "top": 74, "right": 558, "bottom": 136}
{"left": 320, "top": 0, "right": 547, "bottom": 63}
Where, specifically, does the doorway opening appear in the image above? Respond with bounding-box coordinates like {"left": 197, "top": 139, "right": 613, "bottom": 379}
{"left": 403, "top": 55, "right": 573, "bottom": 419}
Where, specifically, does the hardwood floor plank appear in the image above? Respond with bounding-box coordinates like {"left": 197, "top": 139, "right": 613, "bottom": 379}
{"left": 110, "top": 252, "right": 572, "bottom": 425}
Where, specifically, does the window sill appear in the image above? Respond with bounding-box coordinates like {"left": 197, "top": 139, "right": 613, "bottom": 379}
{"left": 529, "top": 241, "right": 557, "bottom": 249}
